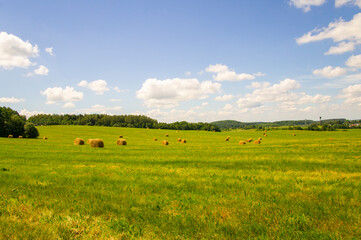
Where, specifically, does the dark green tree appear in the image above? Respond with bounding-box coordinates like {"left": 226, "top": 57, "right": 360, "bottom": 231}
{"left": 24, "top": 123, "right": 39, "bottom": 138}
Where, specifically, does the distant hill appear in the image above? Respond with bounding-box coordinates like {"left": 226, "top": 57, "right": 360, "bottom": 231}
{"left": 211, "top": 119, "right": 349, "bottom": 129}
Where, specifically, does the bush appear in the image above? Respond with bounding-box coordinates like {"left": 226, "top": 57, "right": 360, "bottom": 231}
{"left": 24, "top": 123, "right": 39, "bottom": 138}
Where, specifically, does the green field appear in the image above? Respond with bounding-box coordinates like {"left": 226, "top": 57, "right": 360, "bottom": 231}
{"left": 0, "top": 125, "right": 360, "bottom": 239}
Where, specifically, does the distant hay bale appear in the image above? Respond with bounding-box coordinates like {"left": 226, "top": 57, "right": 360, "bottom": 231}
{"left": 254, "top": 139, "right": 261, "bottom": 144}
{"left": 119, "top": 135, "right": 123, "bottom": 138}
{"left": 18, "top": 136, "right": 23, "bottom": 138}
{"left": 176, "top": 131, "right": 179, "bottom": 133}
{"left": 74, "top": 138, "right": 85, "bottom": 145}
{"left": 239, "top": 141, "right": 246, "bottom": 145}
{"left": 246, "top": 138, "right": 253, "bottom": 143}
{"left": 154, "top": 138, "right": 158, "bottom": 141}
{"left": 258, "top": 137, "right": 262, "bottom": 140}
{"left": 177, "top": 138, "right": 182, "bottom": 142}
{"left": 181, "top": 139, "right": 187, "bottom": 143}
{"left": 264, "top": 134, "right": 268, "bottom": 137}
{"left": 43, "top": 137, "right": 48, "bottom": 140}
{"left": 329, "top": 138, "right": 334, "bottom": 141}
{"left": 225, "top": 136, "right": 230, "bottom": 141}
{"left": 90, "top": 139, "right": 104, "bottom": 148}
{"left": 293, "top": 133, "right": 296, "bottom": 136}
{"left": 116, "top": 138, "right": 127, "bottom": 145}
{"left": 8, "top": 135, "right": 13, "bottom": 138}
{"left": 165, "top": 134, "right": 169, "bottom": 137}
{"left": 162, "top": 140, "right": 169, "bottom": 145}
{"left": 87, "top": 139, "right": 92, "bottom": 144}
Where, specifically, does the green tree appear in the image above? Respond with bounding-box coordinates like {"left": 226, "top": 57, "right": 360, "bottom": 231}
{"left": 24, "top": 123, "right": 39, "bottom": 138}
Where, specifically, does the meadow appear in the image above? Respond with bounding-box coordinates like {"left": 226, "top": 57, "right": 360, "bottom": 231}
{"left": 0, "top": 125, "right": 360, "bottom": 239}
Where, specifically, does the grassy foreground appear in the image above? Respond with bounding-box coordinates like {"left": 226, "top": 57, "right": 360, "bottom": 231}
{"left": 0, "top": 125, "right": 360, "bottom": 239}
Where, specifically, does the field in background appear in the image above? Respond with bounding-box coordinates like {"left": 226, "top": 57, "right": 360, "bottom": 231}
{"left": 0, "top": 125, "right": 360, "bottom": 239}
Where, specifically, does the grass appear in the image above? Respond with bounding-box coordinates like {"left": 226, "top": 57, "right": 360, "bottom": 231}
{"left": 0, "top": 125, "right": 360, "bottom": 239}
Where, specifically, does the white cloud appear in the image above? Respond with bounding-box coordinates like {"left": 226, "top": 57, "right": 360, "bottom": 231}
{"left": 110, "top": 98, "right": 122, "bottom": 102}
{"left": 40, "top": 86, "right": 83, "bottom": 104}
{"left": 0, "top": 97, "right": 25, "bottom": 103}
{"left": 201, "top": 102, "right": 209, "bottom": 106}
{"left": 339, "top": 84, "right": 361, "bottom": 105}
{"left": 45, "top": 47, "right": 54, "bottom": 56}
{"left": 237, "top": 79, "right": 330, "bottom": 108}
{"left": 289, "top": 0, "right": 326, "bottom": 12}
{"left": 223, "top": 103, "right": 234, "bottom": 111}
{"left": 253, "top": 72, "right": 266, "bottom": 77}
{"left": 214, "top": 94, "right": 234, "bottom": 101}
{"left": 62, "top": 102, "right": 75, "bottom": 108}
{"left": 27, "top": 65, "right": 49, "bottom": 77}
{"left": 345, "top": 54, "right": 361, "bottom": 68}
{"left": 136, "top": 78, "right": 221, "bottom": 108}
{"left": 335, "top": 0, "right": 361, "bottom": 8}
{"left": 325, "top": 41, "right": 355, "bottom": 55}
{"left": 78, "top": 79, "right": 109, "bottom": 95}
{"left": 205, "top": 64, "right": 255, "bottom": 82}
{"left": 76, "top": 105, "right": 122, "bottom": 114}
{"left": 297, "top": 13, "right": 361, "bottom": 54}
{"left": 313, "top": 66, "right": 348, "bottom": 78}
{"left": 19, "top": 109, "right": 45, "bottom": 118}
{"left": 0, "top": 32, "right": 39, "bottom": 69}
{"left": 250, "top": 81, "right": 271, "bottom": 89}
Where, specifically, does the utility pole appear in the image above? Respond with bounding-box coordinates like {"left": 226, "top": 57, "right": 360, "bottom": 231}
{"left": 319, "top": 116, "right": 322, "bottom": 125}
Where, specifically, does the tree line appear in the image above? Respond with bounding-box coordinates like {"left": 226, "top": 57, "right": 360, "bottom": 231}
{"left": 28, "top": 114, "right": 221, "bottom": 131}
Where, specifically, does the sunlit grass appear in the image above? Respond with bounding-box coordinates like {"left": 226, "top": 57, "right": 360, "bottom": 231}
{"left": 0, "top": 126, "right": 360, "bottom": 239}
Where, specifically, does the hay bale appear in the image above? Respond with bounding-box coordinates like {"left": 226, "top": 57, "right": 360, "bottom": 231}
{"left": 177, "top": 138, "right": 182, "bottom": 142}
{"left": 162, "top": 140, "right": 169, "bottom": 145}
{"left": 254, "top": 139, "right": 261, "bottom": 144}
{"left": 181, "top": 139, "right": 187, "bottom": 143}
{"left": 116, "top": 139, "right": 127, "bottom": 145}
{"left": 258, "top": 137, "right": 262, "bottom": 140}
{"left": 225, "top": 138, "right": 229, "bottom": 141}
{"left": 329, "top": 138, "right": 334, "bottom": 141}
{"left": 119, "top": 135, "right": 123, "bottom": 138}
{"left": 165, "top": 134, "right": 169, "bottom": 137}
{"left": 87, "top": 139, "right": 92, "bottom": 144}
{"left": 43, "top": 137, "right": 48, "bottom": 140}
{"left": 264, "top": 134, "right": 268, "bottom": 137}
{"left": 154, "top": 138, "right": 158, "bottom": 141}
{"left": 18, "top": 136, "right": 23, "bottom": 138}
{"left": 246, "top": 138, "right": 253, "bottom": 143}
{"left": 74, "top": 138, "right": 85, "bottom": 145}
{"left": 90, "top": 139, "right": 104, "bottom": 148}
{"left": 293, "top": 133, "right": 296, "bottom": 136}
{"left": 239, "top": 141, "right": 246, "bottom": 145}
{"left": 8, "top": 135, "right": 13, "bottom": 138}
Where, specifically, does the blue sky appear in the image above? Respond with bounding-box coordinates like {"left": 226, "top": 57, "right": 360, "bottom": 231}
{"left": 1, "top": 0, "right": 361, "bottom": 122}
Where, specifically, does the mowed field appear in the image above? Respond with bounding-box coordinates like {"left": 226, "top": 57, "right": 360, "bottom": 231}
{"left": 0, "top": 125, "right": 360, "bottom": 239}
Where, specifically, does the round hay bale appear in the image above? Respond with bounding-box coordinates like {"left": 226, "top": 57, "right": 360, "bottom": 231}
{"left": 225, "top": 138, "right": 229, "bottom": 141}
{"left": 90, "top": 139, "right": 104, "bottom": 148}
{"left": 154, "top": 138, "right": 158, "bottom": 141}
{"left": 246, "top": 138, "right": 253, "bottom": 143}
{"left": 74, "top": 138, "right": 85, "bottom": 145}
{"left": 87, "top": 139, "right": 92, "bottom": 144}
{"left": 239, "top": 141, "right": 246, "bottom": 145}
{"left": 43, "top": 137, "right": 48, "bottom": 140}
{"left": 258, "top": 137, "right": 262, "bottom": 140}
{"left": 162, "top": 140, "right": 169, "bottom": 145}
{"left": 293, "top": 133, "right": 296, "bottom": 136}
{"left": 264, "top": 134, "right": 268, "bottom": 137}
{"left": 181, "top": 139, "right": 187, "bottom": 143}
{"left": 18, "top": 136, "right": 23, "bottom": 138}
{"left": 165, "top": 134, "right": 169, "bottom": 137}
{"left": 8, "top": 135, "right": 13, "bottom": 138}
{"left": 177, "top": 138, "right": 182, "bottom": 142}
{"left": 116, "top": 139, "right": 127, "bottom": 145}
{"left": 254, "top": 139, "right": 261, "bottom": 144}
{"left": 119, "top": 135, "right": 123, "bottom": 138}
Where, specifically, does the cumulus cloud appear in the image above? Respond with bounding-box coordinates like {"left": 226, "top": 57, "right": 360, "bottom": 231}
{"left": 237, "top": 79, "right": 330, "bottom": 108}
{"left": 214, "top": 94, "right": 234, "bottom": 101}
{"left": 345, "top": 54, "right": 361, "bottom": 68}
{"left": 45, "top": 47, "right": 54, "bottom": 56}
{"left": 339, "top": 84, "right": 361, "bottom": 105}
{"left": 77, "top": 104, "right": 122, "bottom": 114}
{"left": 19, "top": 109, "right": 45, "bottom": 118}
{"left": 289, "top": 0, "right": 326, "bottom": 12}
{"left": 40, "top": 86, "right": 83, "bottom": 104}
{"left": 0, "top": 32, "right": 39, "bottom": 69}
{"left": 325, "top": 41, "right": 355, "bottom": 55}
{"left": 201, "top": 102, "right": 209, "bottom": 106}
{"left": 313, "top": 66, "right": 348, "bottom": 78}
{"left": 136, "top": 78, "right": 221, "bottom": 108}
{"left": 27, "top": 65, "right": 49, "bottom": 76}
{"left": 78, "top": 79, "right": 110, "bottom": 95}
{"left": 0, "top": 97, "right": 25, "bottom": 103}
{"left": 62, "top": 102, "right": 75, "bottom": 108}
{"left": 205, "top": 64, "right": 255, "bottom": 82}
{"left": 250, "top": 81, "right": 271, "bottom": 89}
{"left": 297, "top": 13, "right": 361, "bottom": 54}
{"left": 335, "top": 0, "right": 361, "bottom": 8}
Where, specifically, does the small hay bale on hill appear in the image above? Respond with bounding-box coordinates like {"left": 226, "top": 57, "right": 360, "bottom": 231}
{"left": 8, "top": 135, "right": 13, "bottom": 138}
{"left": 162, "top": 140, "right": 169, "bottom": 145}
{"left": 246, "top": 138, "right": 253, "bottom": 143}
{"left": 74, "top": 138, "right": 85, "bottom": 145}
{"left": 181, "top": 139, "right": 187, "bottom": 143}
{"left": 43, "top": 137, "right": 48, "bottom": 140}
{"left": 119, "top": 135, "right": 123, "bottom": 138}
{"left": 165, "top": 134, "right": 169, "bottom": 137}
{"left": 239, "top": 141, "right": 246, "bottom": 145}
{"left": 225, "top": 138, "right": 229, "bottom": 141}
{"left": 177, "top": 138, "right": 182, "bottom": 142}
{"left": 116, "top": 138, "right": 127, "bottom": 145}
{"left": 154, "top": 138, "right": 158, "bottom": 141}
{"left": 254, "top": 139, "right": 261, "bottom": 144}
{"left": 18, "top": 136, "right": 23, "bottom": 138}
{"left": 258, "top": 137, "right": 262, "bottom": 140}
{"left": 293, "top": 133, "right": 296, "bottom": 136}
{"left": 90, "top": 139, "right": 104, "bottom": 148}
{"left": 329, "top": 138, "right": 334, "bottom": 141}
